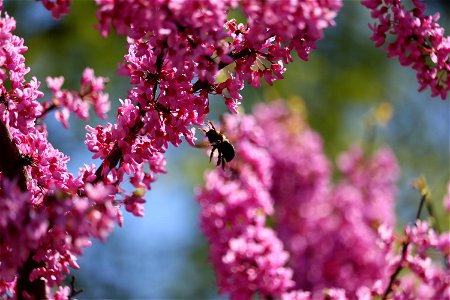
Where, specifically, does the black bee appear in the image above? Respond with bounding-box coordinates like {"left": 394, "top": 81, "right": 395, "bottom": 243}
{"left": 203, "top": 121, "right": 235, "bottom": 169}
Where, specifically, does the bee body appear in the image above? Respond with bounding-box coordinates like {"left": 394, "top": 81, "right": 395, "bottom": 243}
{"left": 204, "top": 122, "right": 235, "bottom": 169}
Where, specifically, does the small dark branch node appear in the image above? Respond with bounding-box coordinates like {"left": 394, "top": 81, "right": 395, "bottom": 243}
{"left": 68, "top": 276, "right": 84, "bottom": 299}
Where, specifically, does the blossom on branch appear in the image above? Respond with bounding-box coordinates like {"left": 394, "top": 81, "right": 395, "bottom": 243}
{"left": 196, "top": 114, "right": 294, "bottom": 299}
{"left": 43, "top": 68, "right": 110, "bottom": 128}
{"left": 362, "top": 0, "right": 450, "bottom": 99}
{"left": 1, "top": 0, "right": 448, "bottom": 298}
{"left": 197, "top": 101, "right": 449, "bottom": 299}
{"left": 197, "top": 101, "right": 399, "bottom": 298}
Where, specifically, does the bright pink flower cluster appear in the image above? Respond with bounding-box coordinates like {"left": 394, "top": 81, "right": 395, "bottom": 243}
{"left": 43, "top": 68, "right": 110, "bottom": 128}
{"left": 0, "top": 4, "right": 121, "bottom": 298}
{"left": 84, "top": 0, "right": 342, "bottom": 222}
{"left": 40, "top": 0, "right": 71, "bottom": 18}
{"left": 95, "top": 0, "right": 341, "bottom": 111}
{"left": 197, "top": 101, "right": 399, "bottom": 298}
{"left": 1, "top": 1, "right": 343, "bottom": 297}
{"left": 197, "top": 102, "right": 449, "bottom": 299}
{"left": 359, "top": 221, "right": 450, "bottom": 299}
{"left": 197, "top": 114, "right": 294, "bottom": 299}
{"left": 362, "top": 0, "right": 450, "bottom": 99}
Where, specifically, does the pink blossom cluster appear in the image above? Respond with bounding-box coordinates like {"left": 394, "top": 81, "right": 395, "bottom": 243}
{"left": 196, "top": 115, "right": 294, "bottom": 299}
{"left": 197, "top": 101, "right": 402, "bottom": 299}
{"left": 0, "top": 3, "right": 121, "bottom": 298}
{"left": 1, "top": 0, "right": 343, "bottom": 297}
{"left": 0, "top": 179, "right": 118, "bottom": 288}
{"left": 2, "top": 0, "right": 448, "bottom": 298}
{"left": 84, "top": 0, "right": 342, "bottom": 226}
{"left": 40, "top": 0, "right": 71, "bottom": 19}
{"left": 362, "top": 0, "right": 450, "bottom": 99}
{"left": 358, "top": 221, "right": 450, "bottom": 299}
{"left": 252, "top": 102, "right": 399, "bottom": 298}
{"left": 198, "top": 101, "right": 450, "bottom": 299}
{"left": 95, "top": 0, "right": 341, "bottom": 111}
{"left": 43, "top": 68, "right": 110, "bottom": 128}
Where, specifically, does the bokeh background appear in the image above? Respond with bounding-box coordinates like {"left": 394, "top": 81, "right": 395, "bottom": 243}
{"left": 4, "top": 1, "right": 449, "bottom": 298}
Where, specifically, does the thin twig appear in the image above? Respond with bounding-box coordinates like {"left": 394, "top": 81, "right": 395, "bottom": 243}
{"left": 68, "top": 276, "right": 84, "bottom": 299}
{"left": 382, "top": 193, "right": 426, "bottom": 299}
{"left": 415, "top": 193, "right": 427, "bottom": 220}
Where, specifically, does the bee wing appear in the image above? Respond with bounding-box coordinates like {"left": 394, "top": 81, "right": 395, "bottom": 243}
{"left": 194, "top": 141, "right": 210, "bottom": 149}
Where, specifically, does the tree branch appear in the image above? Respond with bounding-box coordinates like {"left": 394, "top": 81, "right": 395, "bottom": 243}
{"left": 192, "top": 47, "right": 252, "bottom": 93}
{"left": 382, "top": 192, "right": 426, "bottom": 299}
{"left": 0, "top": 120, "right": 47, "bottom": 299}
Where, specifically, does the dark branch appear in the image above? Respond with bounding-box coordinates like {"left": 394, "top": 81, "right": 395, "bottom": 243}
{"left": 68, "top": 276, "right": 83, "bottom": 299}
{"left": 0, "top": 120, "right": 47, "bottom": 299}
{"left": 192, "top": 48, "right": 253, "bottom": 93}
{"left": 382, "top": 192, "right": 426, "bottom": 299}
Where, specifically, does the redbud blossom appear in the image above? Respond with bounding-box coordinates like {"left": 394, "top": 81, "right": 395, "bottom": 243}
{"left": 197, "top": 114, "right": 294, "bottom": 299}
{"left": 3, "top": 0, "right": 448, "bottom": 298}
{"left": 43, "top": 68, "right": 110, "bottom": 128}
{"left": 362, "top": 0, "right": 450, "bottom": 99}
{"left": 0, "top": 5, "right": 119, "bottom": 297}
{"left": 41, "top": 0, "right": 71, "bottom": 19}
{"left": 198, "top": 101, "right": 400, "bottom": 299}
{"left": 362, "top": 221, "right": 450, "bottom": 299}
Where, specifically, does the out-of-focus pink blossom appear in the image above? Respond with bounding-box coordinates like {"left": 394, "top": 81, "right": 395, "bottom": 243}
{"left": 197, "top": 101, "right": 400, "bottom": 298}
{"left": 281, "top": 290, "right": 311, "bottom": 300}
{"left": 253, "top": 102, "right": 398, "bottom": 298}
{"left": 337, "top": 145, "right": 399, "bottom": 228}
{"left": 0, "top": 179, "right": 48, "bottom": 283}
{"left": 51, "top": 285, "right": 70, "bottom": 300}
{"left": 197, "top": 101, "right": 402, "bottom": 299}
{"left": 324, "top": 288, "right": 347, "bottom": 300}
{"left": 197, "top": 114, "right": 295, "bottom": 299}
{"left": 40, "top": 0, "right": 71, "bottom": 19}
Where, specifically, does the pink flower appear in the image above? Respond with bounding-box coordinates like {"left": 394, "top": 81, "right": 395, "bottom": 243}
{"left": 197, "top": 112, "right": 294, "bottom": 299}
{"left": 222, "top": 226, "right": 294, "bottom": 299}
{"left": 0, "top": 8, "right": 118, "bottom": 295}
{"left": 43, "top": 68, "right": 110, "bottom": 127}
{"left": 52, "top": 285, "right": 70, "bottom": 300}
{"left": 363, "top": 219, "right": 450, "bottom": 299}
{"left": 198, "top": 101, "right": 400, "bottom": 299}
{"left": 362, "top": 0, "right": 450, "bottom": 99}
{"left": 0, "top": 179, "right": 48, "bottom": 283}
{"left": 40, "top": 0, "right": 71, "bottom": 19}
{"left": 281, "top": 290, "right": 311, "bottom": 300}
